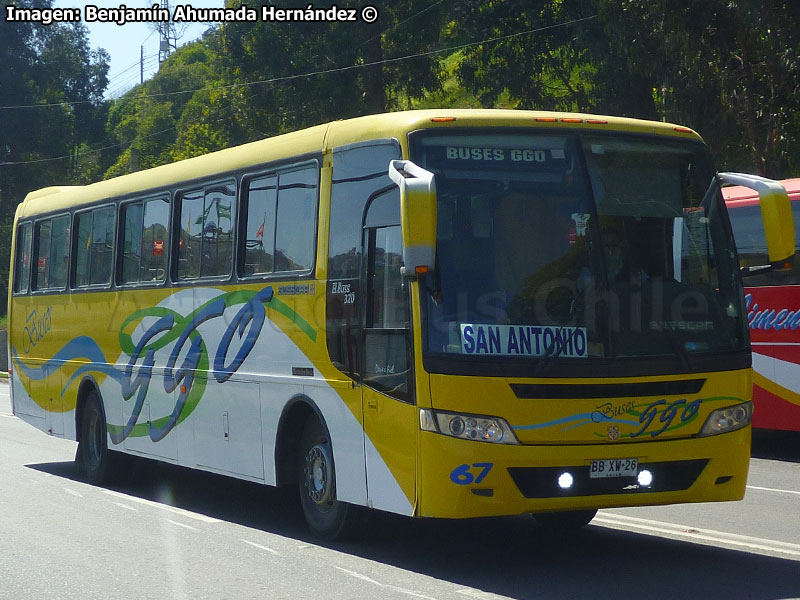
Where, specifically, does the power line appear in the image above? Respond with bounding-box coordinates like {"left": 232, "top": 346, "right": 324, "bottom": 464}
{"left": 0, "top": 15, "right": 596, "bottom": 112}
{"left": 0, "top": 74, "right": 287, "bottom": 167}
{"left": 0, "top": 14, "right": 599, "bottom": 167}
{"left": 107, "top": 52, "right": 158, "bottom": 85}
{"left": 105, "top": 56, "right": 160, "bottom": 96}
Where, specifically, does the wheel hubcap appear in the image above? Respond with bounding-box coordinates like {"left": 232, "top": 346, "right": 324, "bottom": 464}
{"left": 304, "top": 443, "right": 333, "bottom": 505}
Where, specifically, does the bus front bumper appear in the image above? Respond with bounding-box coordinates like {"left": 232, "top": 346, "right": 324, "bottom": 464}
{"left": 417, "top": 426, "right": 750, "bottom": 518}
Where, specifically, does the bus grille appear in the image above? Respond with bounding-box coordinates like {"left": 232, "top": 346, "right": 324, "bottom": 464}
{"left": 508, "top": 459, "right": 709, "bottom": 498}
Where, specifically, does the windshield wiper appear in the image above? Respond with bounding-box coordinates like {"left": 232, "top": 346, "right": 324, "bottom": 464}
{"left": 662, "top": 328, "right": 692, "bottom": 371}
{"left": 532, "top": 326, "right": 579, "bottom": 377}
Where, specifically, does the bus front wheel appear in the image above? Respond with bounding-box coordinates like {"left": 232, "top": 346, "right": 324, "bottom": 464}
{"left": 297, "top": 417, "right": 359, "bottom": 540}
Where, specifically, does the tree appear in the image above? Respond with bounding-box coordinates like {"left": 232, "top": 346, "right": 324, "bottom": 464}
{"left": 455, "top": 0, "right": 800, "bottom": 176}
{"left": 0, "top": 0, "right": 108, "bottom": 314}
{"left": 104, "top": 30, "right": 231, "bottom": 175}
{"left": 219, "top": 0, "right": 447, "bottom": 136}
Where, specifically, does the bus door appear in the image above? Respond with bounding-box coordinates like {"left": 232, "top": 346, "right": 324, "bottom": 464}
{"left": 360, "top": 188, "right": 417, "bottom": 514}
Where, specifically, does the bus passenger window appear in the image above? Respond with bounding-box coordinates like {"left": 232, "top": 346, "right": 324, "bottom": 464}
{"left": 48, "top": 216, "right": 70, "bottom": 289}
{"left": 275, "top": 167, "right": 316, "bottom": 272}
{"left": 90, "top": 208, "right": 115, "bottom": 285}
{"left": 141, "top": 198, "right": 169, "bottom": 282}
{"left": 120, "top": 202, "right": 144, "bottom": 284}
{"left": 13, "top": 223, "right": 32, "bottom": 294}
{"left": 201, "top": 183, "right": 235, "bottom": 277}
{"left": 33, "top": 221, "right": 52, "bottom": 290}
{"left": 242, "top": 175, "right": 277, "bottom": 275}
{"left": 238, "top": 163, "right": 317, "bottom": 277}
{"left": 73, "top": 207, "right": 115, "bottom": 288}
{"left": 177, "top": 189, "right": 204, "bottom": 280}
{"left": 177, "top": 182, "right": 235, "bottom": 281}
{"left": 32, "top": 215, "right": 70, "bottom": 291}
{"left": 119, "top": 197, "right": 169, "bottom": 285}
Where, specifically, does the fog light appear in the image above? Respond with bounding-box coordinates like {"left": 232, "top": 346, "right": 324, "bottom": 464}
{"left": 637, "top": 470, "right": 653, "bottom": 487}
{"left": 558, "top": 472, "right": 574, "bottom": 489}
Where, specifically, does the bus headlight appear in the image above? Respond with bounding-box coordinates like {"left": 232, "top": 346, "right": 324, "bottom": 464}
{"left": 698, "top": 401, "right": 753, "bottom": 437}
{"left": 419, "top": 409, "right": 519, "bottom": 444}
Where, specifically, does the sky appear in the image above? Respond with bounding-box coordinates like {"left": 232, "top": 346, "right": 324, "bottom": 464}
{"left": 52, "top": 0, "right": 226, "bottom": 97}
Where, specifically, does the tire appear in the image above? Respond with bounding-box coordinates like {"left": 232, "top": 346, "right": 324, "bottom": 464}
{"left": 297, "top": 417, "right": 359, "bottom": 540}
{"left": 76, "top": 390, "right": 114, "bottom": 484}
{"left": 533, "top": 509, "right": 598, "bottom": 531}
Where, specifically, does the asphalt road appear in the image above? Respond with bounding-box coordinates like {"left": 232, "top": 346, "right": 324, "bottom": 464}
{"left": 2, "top": 380, "right": 799, "bottom": 600}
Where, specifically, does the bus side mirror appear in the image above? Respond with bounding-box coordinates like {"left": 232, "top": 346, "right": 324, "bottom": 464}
{"left": 388, "top": 160, "right": 437, "bottom": 278}
{"left": 719, "top": 172, "right": 795, "bottom": 263}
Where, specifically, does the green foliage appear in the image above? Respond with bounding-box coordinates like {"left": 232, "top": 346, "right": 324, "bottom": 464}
{"left": 218, "top": 0, "right": 447, "bottom": 135}
{"left": 454, "top": 0, "right": 800, "bottom": 176}
{"left": 0, "top": 4, "right": 109, "bottom": 217}
{"left": 104, "top": 32, "right": 227, "bottom": 176}
{"left": 0, "top": 2, "right": 109, "bottom": 315}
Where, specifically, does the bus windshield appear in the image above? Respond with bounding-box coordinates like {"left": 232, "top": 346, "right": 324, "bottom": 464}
{"left": 414, "top": 132, "right": 747, "bottom": 371}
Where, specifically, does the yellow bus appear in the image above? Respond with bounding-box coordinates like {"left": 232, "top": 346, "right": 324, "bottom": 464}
{"left": 8, "top": 110, "right": 794, "bottom": 539}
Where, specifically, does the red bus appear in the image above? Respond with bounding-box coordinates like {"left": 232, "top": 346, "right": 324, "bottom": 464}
{"left": 725, "top": 177, "right": 800, "bottom": 431}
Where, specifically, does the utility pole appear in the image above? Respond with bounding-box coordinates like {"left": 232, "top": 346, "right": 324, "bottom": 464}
{"left": 158, "top": 0, "right": 176, "bottom": 66}
{"left": 140, "top": 46, "right": 144, "bottom": 84}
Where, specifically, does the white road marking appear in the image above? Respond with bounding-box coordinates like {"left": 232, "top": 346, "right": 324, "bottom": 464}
{"left": 747, "top": 485, "right": 800, "bottom": 496}
{"left": 596, "top": 512, "right": 800, "bottom": 558}
{"left": 456, "top": 590, "right": 512, "bottom": 599}
{"left": 114, "top": 502, "right": 138, "bottom": 512}
{"left": 167, "top": 520, "right": 198, "bottom": 531}
{"left": 241, "top": 539, "right": 280, "bottom": 555}
{"left": 334, "top": 566, "right": 438, "bottom": 600}
{"left": 101, "top": 489, "right": 222, "bottom": 523}
{"left": 64, "top": 488, "right": 83, "bottom": 498}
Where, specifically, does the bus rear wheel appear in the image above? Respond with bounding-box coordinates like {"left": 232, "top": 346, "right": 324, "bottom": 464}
{"left": 533, "top": 509, "right": 598, "bottom": 530}
{"left": 297, "top": 417, "right": 359, "bottom": 540}
{"left": 76, "top": 390, "right": 114, "bottom": 484}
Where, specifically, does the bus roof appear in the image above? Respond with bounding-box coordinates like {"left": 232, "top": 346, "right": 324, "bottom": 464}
{"left": 16, "top": 109, "right": 705, "bottom": 219}
{"left": 723, "top": 177, "right": 800, "bottom": 208}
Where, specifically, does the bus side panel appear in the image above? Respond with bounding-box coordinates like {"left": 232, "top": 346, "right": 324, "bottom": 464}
{"left": 747, "top": 284, "right": 800, "bottom": 431}
{"left": 10, "top": 294, "right": 71, "bottom": 438}
{"left": 10, "top": 279, "right": 421, "bottom": 510}
{"left": 55, "top": 284, "right": 378, "bottom": 506}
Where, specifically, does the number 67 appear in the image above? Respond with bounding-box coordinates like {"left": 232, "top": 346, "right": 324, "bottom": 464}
{"left": 450, "top": 463, "right": 493, "bottom": 485}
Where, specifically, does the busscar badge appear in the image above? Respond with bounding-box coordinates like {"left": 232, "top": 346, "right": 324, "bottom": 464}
{"left": 607, "top": 425, "right": 621, "bottom": 441}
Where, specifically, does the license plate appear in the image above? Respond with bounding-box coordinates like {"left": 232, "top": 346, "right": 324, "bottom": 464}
{"left": 589, "top": 458, "right": 639, "bottom": 479}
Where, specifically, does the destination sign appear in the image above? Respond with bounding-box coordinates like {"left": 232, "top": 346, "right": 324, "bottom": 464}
{"left": 460, "top": 324, "right": 588, "bottom": 358}
{"left": 424, "top": 145, "right": 571, "bottom": 173}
